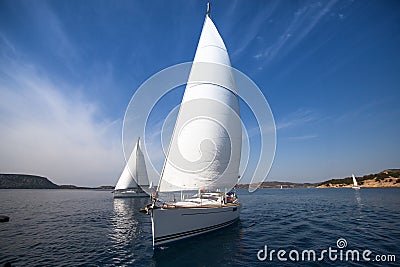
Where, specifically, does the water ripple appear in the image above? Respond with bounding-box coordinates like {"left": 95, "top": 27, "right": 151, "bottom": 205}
{"left": 0, "top": 188, "right": 399, "bottom": 266}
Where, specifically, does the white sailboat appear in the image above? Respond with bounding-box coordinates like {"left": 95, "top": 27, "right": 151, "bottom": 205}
{"left": 114, "top": 138, "right": 150, "bottom": 198}
{"left": 352, "top": 174, "right": 360, "bottom": 190}
{"left": 144, "top": 3, "right": 241, "bottom": 247}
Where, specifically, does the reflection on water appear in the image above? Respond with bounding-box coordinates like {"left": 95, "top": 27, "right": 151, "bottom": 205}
{"left": 353, "top": 189, "right": 364, "bottom": 222}
{"left": 109, "top": 197, "right": 152, "bottom": 265}
{"left": 354, "top": 190, "right": 362, "bottom": 207}
{"left": 112, "top": 198, "right": 139, "bottom": 242}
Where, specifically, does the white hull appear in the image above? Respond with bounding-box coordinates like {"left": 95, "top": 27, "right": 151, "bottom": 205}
{"left": 352, "top": 186, "right": 360, "bottom": 190}
{"left": 151, "top": 204, "right": 240, "bottom": 246}
{"left": 113, "top": 190, "right": 149, "bottom": 198}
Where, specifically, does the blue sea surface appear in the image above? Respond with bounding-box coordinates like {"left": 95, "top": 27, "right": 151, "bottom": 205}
{"left": 0, "top": 188, "right": 399, "bottom": 266}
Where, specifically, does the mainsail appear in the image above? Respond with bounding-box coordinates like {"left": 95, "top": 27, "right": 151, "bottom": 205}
{"left": 158, "top": 12, "right": 241, "bottom": 192}
{"left": 115, "top": 138, "right": 149, "bottom": 190}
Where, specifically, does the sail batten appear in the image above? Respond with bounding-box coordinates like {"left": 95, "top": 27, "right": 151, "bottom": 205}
{"left": 158, "top": 14, "right": 241, "bottom": 192}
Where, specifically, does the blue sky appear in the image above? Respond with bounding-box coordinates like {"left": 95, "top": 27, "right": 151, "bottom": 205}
{"left": 0, "top": 0, "right": 399, "bottom": 186}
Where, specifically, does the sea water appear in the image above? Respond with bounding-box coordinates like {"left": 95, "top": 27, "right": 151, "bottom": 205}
{"left": 0, "top": 188, "right": 399, "bottom": 266}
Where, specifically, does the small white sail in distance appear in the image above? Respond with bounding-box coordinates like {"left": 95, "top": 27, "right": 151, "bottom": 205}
{"left": 158, "top": 12, "right": 241, "bottom": 192}
{"left": 115, "top": 138, "right": 149, "bottom": 190}
{"left": 352, "top": 174, "right": 359, "bottom": 188}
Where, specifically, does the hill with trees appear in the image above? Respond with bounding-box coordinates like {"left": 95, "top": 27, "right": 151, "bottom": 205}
{"left": 317, "top": 169, "right": 400, "bottom": 188}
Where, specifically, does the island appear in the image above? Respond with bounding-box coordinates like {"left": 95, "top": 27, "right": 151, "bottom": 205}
{"left": 0, "top": 174, "right": 113, "bottom": 190}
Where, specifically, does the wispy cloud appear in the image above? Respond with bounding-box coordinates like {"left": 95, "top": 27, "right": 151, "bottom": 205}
{"left": 27, "top": 1, "right": 79, "bottom": 64}
{"left": 276, "top": 108, "right": 319, "bottom": 130}
{"left": 287, "top": 134, "right": 318, "bottom": 140}
{"left": 273, "top": 108, "right": 322, "bottom": 147}
{"left": 0, "top": 32, "right": 16, "bottom": 54}
{"left": 333, "top": 99, "right": 389, "bottom": 124}
{"left": 253, "top": 0, "right": 339, "bottom": 66}
{"left": 231, "top": 0, "right": 280, "bottom": 59}
{"left": 0, "top": 55, "right": 123, "bottom": 187}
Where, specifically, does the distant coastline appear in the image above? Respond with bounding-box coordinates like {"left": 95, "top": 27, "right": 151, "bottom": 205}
{"left": 1, "top": 169, "right": 399, "bottom": 189}
{"left": 235, "top": 181, "right": 317, "bottom": 189}
{"left": 316, "top": 169, "right": 400, "bottom": 188}
{"left": 237, "top": 169, "right": 400, "bottom": 189}
{"left": 0, "top": 174, "right": 113, "bottom": 190}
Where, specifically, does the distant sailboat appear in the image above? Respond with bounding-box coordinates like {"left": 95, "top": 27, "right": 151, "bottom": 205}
{"left": 352, "top": 174, "right": 360, "bottom": 190}
{"left": 280, "top": 185, "right": 283, "bottom": 189}
{"left": 113, "top": 138, "right": 149, "bottom": 198}
{"left": 143, "top": 3, "right": 241, "bottom": 247}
